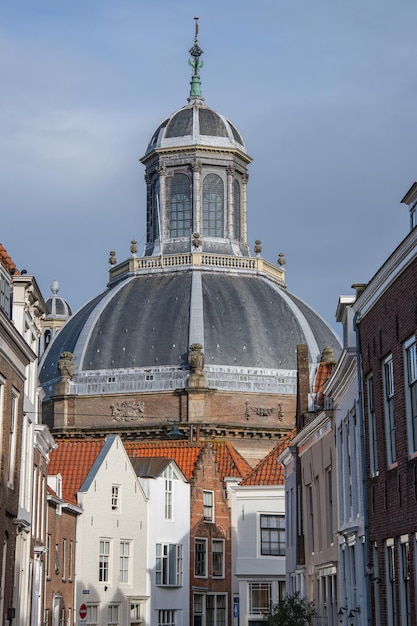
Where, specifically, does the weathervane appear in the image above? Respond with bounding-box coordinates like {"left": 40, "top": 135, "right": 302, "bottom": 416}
{"left": 188, "top": 16, "right": 204, "bottom": 100}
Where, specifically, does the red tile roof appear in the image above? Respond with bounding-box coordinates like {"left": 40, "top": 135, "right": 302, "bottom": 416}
{"left": 124, "top": 440, "right": 252, "bottom": 482}
{"left": 240, "top": 430, "right": 295, "bottom": 486}
{"left": 49, "top": 440, "right": 105, "bottom": 504}
{"left": 0, "top": 244, "right": 18, "bottom": 274}
{"left": 49, "top": 438, "right": 253, "bottom": 505}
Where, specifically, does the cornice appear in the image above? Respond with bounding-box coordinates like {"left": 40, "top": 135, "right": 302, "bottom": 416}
{"left": 353, "top": 227, "right": 417, "bottom": 320}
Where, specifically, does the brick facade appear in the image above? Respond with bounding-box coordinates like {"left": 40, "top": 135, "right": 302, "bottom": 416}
{"left": 359, "top": 248, "right": 417, "bottom": 624}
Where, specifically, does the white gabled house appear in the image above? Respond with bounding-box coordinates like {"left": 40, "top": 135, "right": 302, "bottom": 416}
{"left": 229, "top": 436, "right": 292, "bottom": 626}
{"left": 75, "top": 435, "right": 149, "bottom": 626}
{"left": 130, "top": 457, "right": 190, "bottom": 626}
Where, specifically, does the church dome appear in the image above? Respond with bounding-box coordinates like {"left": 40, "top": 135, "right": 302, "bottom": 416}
{"left": 39, "top": 266, "right": 340, "bottom": 401}
{"left": 145, "top": 104, "right": 246, "bottom": 156}
{"left": 39, "top": 21, "right": 341, "bottom": 446}
{"left": 45, "top": 280, "right": 72, "bottom": 319}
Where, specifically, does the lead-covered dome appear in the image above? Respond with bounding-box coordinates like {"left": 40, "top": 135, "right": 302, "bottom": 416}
{"left": 145, "top": 103, "right": 246, "bottom": 156}
{"left": 39, "top": 21, "right": 341, "bottom": 446}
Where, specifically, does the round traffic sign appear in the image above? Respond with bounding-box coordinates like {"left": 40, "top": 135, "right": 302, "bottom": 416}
{"left": 79, "top": 604, "right": 87, "bottom": 619}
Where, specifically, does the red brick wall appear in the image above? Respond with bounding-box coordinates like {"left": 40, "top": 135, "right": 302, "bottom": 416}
{"left": 189, "top": 444, "right": 233, "bottom": 626}
{"left": 359, "top": 256, "right": 417, "bottom": 624}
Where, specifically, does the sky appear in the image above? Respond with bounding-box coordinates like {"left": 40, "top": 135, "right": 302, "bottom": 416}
{"left": 1, "top": 0, "right": 417, "bottom": 336}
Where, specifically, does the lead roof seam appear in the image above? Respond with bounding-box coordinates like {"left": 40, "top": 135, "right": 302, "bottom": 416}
{"left": 189, "top": 270, "right": 204, "bottom": 348}
{"left": 72, "top": 277, "right": 136, "bottom": 374}
{"left": 258, "top": 276, "right": 321, "bottom": 385}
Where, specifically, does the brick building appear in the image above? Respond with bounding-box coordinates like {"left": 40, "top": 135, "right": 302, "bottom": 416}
{"left": 352, "top": 182, "right": 417, "bottom": 626}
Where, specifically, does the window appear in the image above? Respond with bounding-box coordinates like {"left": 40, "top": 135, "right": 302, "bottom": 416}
{"left": 194, "top": 538, "right": 207, "bottom": 577}
{"left": 61, "top": 539, "right": 66, "bottom": 580}
{"left": 206, "top": 594, "right": 226, "bottom": 626}
{"left": 163, "top": 465, "right": 177, "bottom": 520}
{"left": 203, "top": 173, "right": 224, "bottom": 237}
{"left": 108, "top": 605, "right": 119, "bottom": 626}
{"left": 170, "top": 173, "right": 191, "bottom": 237}
{"left": 119, "top": 541, "right": 130, "bottom": 583}
{"left": 212, "top": 539, "right": 225, "bottom": 578}
{"left": 87, "top": 605, "right": 98, "bottom": 626}
{"left": 129, "top": 602, "right": 141, "bottom": 626}
{"left": 156, "top": 543, "right": 183, "bottom": 586}
{"left": 326, "top": 469, "right": 333, "bottom": 545}
{"left": 386, "top": 539, "right": 397, "bottom": 626}
{"left": 203, "top": 490, "right": 214, "bottom": 522}
{"left": 7, "top": 390, "right": 19, "bottom": 488}
{"left": 193, "top": 594, "right": 204, "bottom": 626}
{"left": 68, "top": 541, "right": 73, "bottom": 580}
{"left": 308, "top": 485, "right": 314, "bottom": 553}
{"left": 367, "top": 375, "right": 379, "bottom": 474}
{"left": 233, "top": 179, "right": 241, "bottom": 240}
{"left": 99, "top": 540, "right": 110, "bottom": 582}
{"left": 383, "top": 355, "right": 396, "bottom": 465}
{"left": 249, "top": 582, "right": 271, "bottom": 614}
{"left": 46, "top": 534, "right": 51, "bottom": 579}
{"left": 112, "top": 485, "right": 120, "bottom": 511}
{"left": 399, "top": 537, "right": 411, "bottom": 626}
{"left": 55, "top": 544, "right": 59, "bottom": 574}
{"left": 0, "top": 376, "right": 4, "bottom": 464}
{"left": 158, "top": 610, "right": 176, "bottom": 626}
{"left": 260, "top": 514, "right": 285, "bottom": 556}
{"left": 405, "top": 338, "right": 417, "bottom": 454}
{"left": 148, "top": 179, "right": 160, "bottom": 242}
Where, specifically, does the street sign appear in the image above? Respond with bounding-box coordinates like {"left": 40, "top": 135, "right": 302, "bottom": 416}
{"left": 79, "top": 604, "right": 87, "bottom": 619}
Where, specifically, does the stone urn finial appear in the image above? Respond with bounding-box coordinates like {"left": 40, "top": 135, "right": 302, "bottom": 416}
{"left": 109, "top": 251, "right": 117, "bottom": 265}
{"left": 254, "top": 240, "right": 262, "bottom": 255}
{"left": 58, "top": 351, "right": 74, "bottom": 381}
{"left": 188, "top": 343, "right": 206, "bottom": 388}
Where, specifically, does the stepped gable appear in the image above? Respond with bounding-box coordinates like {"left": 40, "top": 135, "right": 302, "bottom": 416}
{"left": 48, "top": 440, "right": 105, "bottom": 504}
{"left": 240, "top": 430, "right": 295, "bottom": 486}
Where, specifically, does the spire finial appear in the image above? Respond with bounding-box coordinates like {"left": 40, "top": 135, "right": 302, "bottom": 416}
{"left": 188, "top": 16, "right": 204, "bottom": 101}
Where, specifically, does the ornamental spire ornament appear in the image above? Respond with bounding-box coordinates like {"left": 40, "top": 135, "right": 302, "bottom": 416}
{"left": 188, "top": 16, "right": 204, "bottom": 101}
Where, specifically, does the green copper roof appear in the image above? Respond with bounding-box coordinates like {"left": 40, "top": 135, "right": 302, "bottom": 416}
{"left": 188, "top": 17, "right": 204, "bottom": 101}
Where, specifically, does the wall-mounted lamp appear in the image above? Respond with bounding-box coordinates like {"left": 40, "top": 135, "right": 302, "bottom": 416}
{"left": 338, "top": 606, "right": 347, "bottom": 623}
{"left": 366, "top": 563, "right": 382, "bottom": 584}
{"left": 348, "top": 608, "right": 360, "bottom": 624}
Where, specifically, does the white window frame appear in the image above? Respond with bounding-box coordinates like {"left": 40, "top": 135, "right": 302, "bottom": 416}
{"left": 367, "top": 374, "right": 379, "bottom": 475}
{"left": 385, "top": 538, "right": 396, "bottom": 626}
{"left": 99, "top": 539, "right": 111, "bottom": 583}
{"left": 249, "top": 582, "right": 272, "bottom": 615}
{"left": 212, "top": 538, "right": 225, "bottom": 578}
{"left": 107, "top": 604, "right": 120, "bottom": 626}
{"left": 206, "top": 594, "right": 227, "bottom": 626}
{"left": 404, "top": 337, "right": 417, "bottom": 455}
{"left": 383, "top": 355, "right": 396, "bottom": 465}
{"left": 86, "top": 605, "right": 99, "bottom": 626}
{"left": 398, "top": 536, "right": 411, "bottom": 626}
{"left": 203, "top": 490, "right": 214, "bottom": 522}
{"left": 163, "top": 465, "right": 175, "bottom": 520}
{"left": 119, "top": 540, "right": 131, "bottom": 583}
{"left": 129, "top": 602, "right": 142, "bottom": 626}
{"left": 260, "top": 514, "right": 285, "bottom": 556}
{"left": 112, "top": 485, "right": 120, "bottom": 512}
{"left": 7, "top": 389, "right": 19, "bottom": 488}
{"left": 194, "top": 537, "right": 208, "bottom": 578}
{"left": 155, "top": 543, "right": 183, "bottom": 586}
{"left": 158, "top": 609, "right": 176, "bottom": 626}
